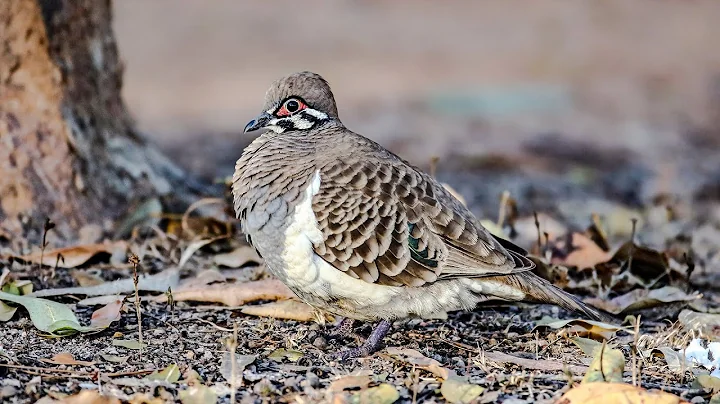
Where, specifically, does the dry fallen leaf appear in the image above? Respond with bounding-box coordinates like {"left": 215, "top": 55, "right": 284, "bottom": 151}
{"left": 652, "top": 347, "right": 689, "bottom": 374}
{"left": 440, "top": 375, "right": 484, "bottom": 404}
{"left": 220, "top": 353, "right": 256, "bottom": 385}
{"left": 585, "top": 286, "right": 700, "bottom": 315}
{"left": 678, "top": 309, "right": 720, "bottom": 336}
{"left": 43, "top": 390, "right": 121, "bottom": 404}
{"left": 90, "top": 298, "right": 123, "bottom": 329}
{"left": 40, "top": 352, "right": 95, "bottom": 366}
{"left": 559, "top": 382, "right": 689, "bottom": 404}
{"left": 329, "top": 374, "right": 372, "bottom": 393}
{"left": 534, "top": 317, "right": 622, "bottom": 340}
{"left": 583, "top": 342, "right": 625, "bottom": 383}
{"left": 70, "top": 270, "right": 105, "bottom": 287}
{"left": 386, "top": 347, "right": 483, "bottom": 403}
{"left": 213, "top": 246, "right": 261, "bottom": 268}
{"left": 552, "top": 233, "right": 612, "bottom": 270}
{"left": 350, "top": 383, "right": 399, "bottom": 404}
{"left": 179, "top": 383, "right": 217, "bottom": 404}
{"left": 10, "top": 241, "right": 127, "bottom": 268}
{"left": 267, "top": 348, "right": 304, "bottom": 362}
{"left": 163, "top": 279, "right": 295, "bottom": 306}
{"left": 241, "top": 299, "right": 318, "bottom": 322}
{"left": 146, "top": 364, "right": 181, "bottom": 383}
{"left": 32, "top": 269, "right": 179, "bottom": 297}
{"left": 483, "top": 351, "right": 588, "bottom": 374}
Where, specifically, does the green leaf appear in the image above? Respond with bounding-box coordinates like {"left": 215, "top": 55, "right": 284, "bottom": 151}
{"left": 0, "top": 291, "right": 96, "bottom": 335}
{"left": 147, "top": 364, "right": 181, "bottom": 383}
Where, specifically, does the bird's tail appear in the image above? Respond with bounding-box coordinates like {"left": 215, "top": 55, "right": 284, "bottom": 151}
{"left": 481, "top": 273, "right": 615, "bottom": 323}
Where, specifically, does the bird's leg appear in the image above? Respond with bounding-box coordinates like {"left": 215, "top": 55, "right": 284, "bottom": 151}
{"left": 326, "top": 317, "right": 356, "bottom": 341}
{"left": 335, "top": 319, "right": 391, "bottom": 361}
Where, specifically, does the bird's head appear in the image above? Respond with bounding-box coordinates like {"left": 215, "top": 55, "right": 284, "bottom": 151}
{"left": 244, "top": 71, "right": 339, "bottom": 134}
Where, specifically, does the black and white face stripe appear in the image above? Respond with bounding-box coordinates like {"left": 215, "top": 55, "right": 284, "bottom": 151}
{"left": 267, "top": 108, "right": 329, "bottom": 133}
{"left": 263, "top": 96, "right": 330, "bottom": 133}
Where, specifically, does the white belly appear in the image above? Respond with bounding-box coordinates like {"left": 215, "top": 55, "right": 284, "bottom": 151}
{"left": 279, "top": 170, "right": 402, "bottom": 313}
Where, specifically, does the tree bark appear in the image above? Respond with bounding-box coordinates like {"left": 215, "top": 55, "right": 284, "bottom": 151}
{"left": 0, "top": 0, "right": 209, "bottom": 243}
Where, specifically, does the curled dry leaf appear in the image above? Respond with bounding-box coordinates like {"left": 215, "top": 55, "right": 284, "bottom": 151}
{"left": 534, "top": 317, "right": 622, "bottom": 340}
{"left": 483, "top": 351, "right": 588, "bottom": 375}
{"left": 70, "top": 270, "right": 104, "bottom": 287}
{"left": 32, "top": 269, "right": 179, "bottom": 297}
{"left": 9, "top": 241, "right": 127, "bottom": 268}
{"left": 213, "top": 246, "right": 261, "bottom": 268}
{"left": 585, "top": 287, "right": 701, "bottom": 315}
{"left": 41, "top": 352, "right": 95, "bottom": 366}
{"left": 652, "top": 347, "right": 689, "bottom": 375}
{"left": 611, "top": 240, "right": 670, "bottom": 284}
{"left": 551, "top": 232, "right": 612, "bottom": 270}
{"left": 241, "top": 299, "right": 318, "bottom": 322}
{"left": 559, "top": 382, "right": 689, "bottom": 404}
{"left": 90, "top": 298, "right": 123, "bottom": 329}
{"left": 329, "top": 374, "right": 372, "bottom": 393}
{"left": 164, "top": 279, "right": 295, "bottom": 307}
{"left": 678, "top": 309, "right": 720, "bottom": 336}
{"left": 582, "top": 342, "right": 625, "bottom": 383}
{"left": 220, "top": 353, "right": 256, "bottom": 385}
{"left": 179, "top": 237, "right": 226, "bottom": 268}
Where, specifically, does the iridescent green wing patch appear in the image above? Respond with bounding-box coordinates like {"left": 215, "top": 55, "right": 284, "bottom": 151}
{"left": 407, "top": 223, "right": 438, "bottom": 268}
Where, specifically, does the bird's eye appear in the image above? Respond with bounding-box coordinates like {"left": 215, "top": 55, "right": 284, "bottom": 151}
{"left": 285, "top": 100, "right": 299, "bottom": 113}
{"left": 275, "top": 98, "right": 306, "bottom": 117}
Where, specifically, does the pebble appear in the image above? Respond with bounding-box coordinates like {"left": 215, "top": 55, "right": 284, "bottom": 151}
{"left": 313, "top": 336, "right": 328, "bottom": 349}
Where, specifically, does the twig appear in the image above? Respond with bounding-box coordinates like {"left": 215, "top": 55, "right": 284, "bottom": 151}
{"left": 533, "top": 211, "right": 542, "bottom": 253}
{"left": 166, "top": 286, "right": 175, "bottom": 324}
{"left": 40, "top": 218, "right": 55, "bottom": 277}
{"left": 627, "top": 218, "right": 638, "bottom": 274}
{"left": 228, "top": 322, "right": 239, "bottom": 403}
{"left": 631, "top": 315, "right": 642, "bottom": 386}
{"left": 128, "top": 253, "right": 143, "bottom": 360}
{"left": 497, "top": 190, "right": 511, "bottom": 228}
{"left": 0, "top": 363, "right": 155, "bottom": 378}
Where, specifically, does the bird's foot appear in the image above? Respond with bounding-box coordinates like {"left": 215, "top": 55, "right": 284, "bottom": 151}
{"left": 334, "top": 320, "right": 391, "bottom": 361}
{"left": 324, "top": 317, "right": 358, "bottom": 342}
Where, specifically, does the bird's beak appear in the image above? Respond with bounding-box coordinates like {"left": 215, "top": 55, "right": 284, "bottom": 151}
{"left": 244, "top": 112, "right": 272, "bottom": 133}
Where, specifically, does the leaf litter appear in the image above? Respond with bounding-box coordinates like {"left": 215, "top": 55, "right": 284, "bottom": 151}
{"left": 2, "top": 162, "right": 720, "bottom": 403}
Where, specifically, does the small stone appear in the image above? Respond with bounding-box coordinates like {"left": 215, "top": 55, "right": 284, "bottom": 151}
{"left": 691, "top": 397, "right": 706, "bottom": 404}
{"left": 185, "top": 350, "right": 195, "bottom": 360}
{"left": 313, "top": 336, "right": 328, "bottom": 349}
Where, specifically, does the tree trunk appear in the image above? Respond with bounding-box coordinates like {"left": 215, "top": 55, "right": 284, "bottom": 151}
{"left": 0, "top": 0, "right": 210, "bottom": 243}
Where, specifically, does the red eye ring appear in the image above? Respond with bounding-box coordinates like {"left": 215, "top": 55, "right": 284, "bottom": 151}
{"left": 276, "top": 98, "right": 307, "bottom": 117}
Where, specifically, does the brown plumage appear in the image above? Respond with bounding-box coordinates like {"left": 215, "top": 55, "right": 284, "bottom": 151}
{"left": 233, "top": 72, "right": 610, "bottom": 358}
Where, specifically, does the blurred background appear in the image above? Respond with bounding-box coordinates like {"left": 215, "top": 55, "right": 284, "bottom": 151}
{"left": 113, "top": 0, "right": 720, "bottom": 218}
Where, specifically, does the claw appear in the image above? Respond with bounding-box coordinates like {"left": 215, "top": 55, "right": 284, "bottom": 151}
{"left": 332, "top": 319, "right": 391, "bottom": 361}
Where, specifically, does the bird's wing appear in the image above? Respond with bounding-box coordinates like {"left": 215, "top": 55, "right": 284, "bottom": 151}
{"left": 312, "top": 150, "right": 534, "bottom": 287}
